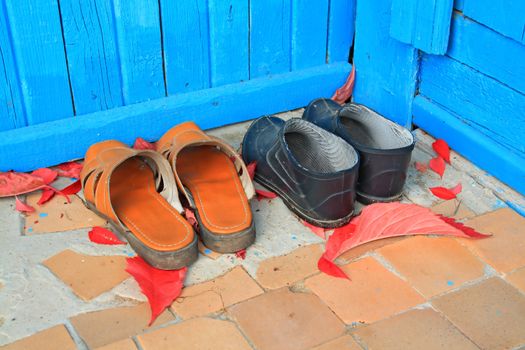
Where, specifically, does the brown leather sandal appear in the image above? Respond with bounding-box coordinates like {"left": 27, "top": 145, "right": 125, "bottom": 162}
{"left": 157, "top": 122, "right": 256, "bottom": 253}
{"left": 80, "top": 140, "right": 198, "bottom": 269}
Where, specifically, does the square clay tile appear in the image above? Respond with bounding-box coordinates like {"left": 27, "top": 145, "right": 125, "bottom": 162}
{"left": 228, "top": 288, "right": 345, "bottom": 350}
{"left": 377, "top": 236, "right": 485, "bottom": 297}
{"left": 43, "top": 249, "right": 128, "bottom": 301}
{"left": 305, "top": 257, "right": 425, "bottom": 324}
{"left": 256, "top": 244, "right": 323, "bottom": 289}
{"left": 137, "top": 317, "right": 252, "bottom": 350}
{"left": 353, "top": 308, "right": 478, "bottom": 350}
{"left": 94, "top": 339, "right": 137, "bottom": 350}
{"left": 430, "top": 199, "right": 475, "bottom": 220}
{"left": 462, "top": 208, "right": 525, "bottom": 272}
{"left": 70, "top": 304, "right": 174, "bottom": 349}
{"left": 24, "top": 192, "right": 106, "bottom": 234}
{"left": 311, "top": 335, "right": 362, "bottom": 350}
{"left": 336, "top": 237, "right": 406, "bottom": 263}
{"left": 171, "top": 266, "right": 263, "bottom": 319}
{"left": 432, "top": 277, "right": 525, "bottom": 350}
{"left": 506, "top": 266, "right": 525, "bottom": 293}
{"left": 1, "top": 325, "right": 76, "bottom": 350}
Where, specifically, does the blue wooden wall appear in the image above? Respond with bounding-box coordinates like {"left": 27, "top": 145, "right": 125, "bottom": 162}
{"left": 0, "top": 0, "right": 355, "bottom": 171}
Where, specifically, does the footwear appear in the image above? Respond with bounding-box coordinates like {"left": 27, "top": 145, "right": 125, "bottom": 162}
{"left": 81, "top": 141, "right": 198, "bottom": 270}
{"left": 241, "top": 116, "right": 359, "bottom": 228}
{"left": 157, "top": 122, "right": 256, "bottom": 253}
{"left": 303, "top": 98, "right": 415, "bottom": 204}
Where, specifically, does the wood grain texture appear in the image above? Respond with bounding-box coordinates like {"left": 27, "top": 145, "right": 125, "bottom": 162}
{"left": 160, "top": 0, "right": 211, "bottom": 94}
{"left": 113, "top": 0, "right": 164, "bottom": 104}
{"left": 390, "top": 0, "right": 454, "bottom": 54}
{"left": 462, "top": 0, "right": 525, "bottom": 44}
{"left": 413, "top": 96, "right": 525, "bottom": 196}
{"left": 208, "top": 0, "right": 249, "bottom": 86}
{"left": 3, "top": 0, "right": 73, "bottom": 125}
{"left": 419, "top": 54, "right": 525, "bottom": 155}
{"left": 352, "top": 0, "right": 418, "bottom": 127}
{"left": 0, "top": 63, "right": 351, "bottom": 171}
{"left": 60, "top": 0, "right": 123, "bottom": 114}
{"left": 0, "top": 2, "right": 25, "bottom": 130}
{"left": 327, "top": 0, "right": 356, "bottom": 63}
{"left": 291, "top": 0, "right": 329, "bottom": 70}
{"left": 249, "top": 0, "right": 291, "bottom": 78}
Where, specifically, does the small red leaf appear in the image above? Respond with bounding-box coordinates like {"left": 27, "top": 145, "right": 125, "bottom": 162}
{"left": 37, "top": 189, "right": 56, "bottom": 205}
{"left": 317, "top": 256, "right": 349, "bottom": 279}
{"left": 331, "top": 65, "right": 356, "bottom": 105}
{"left": 60, "top": 179, "right": 81, "bottom": 195}
{"left": 450, "top": 183, "right": 462, "bottom": 195}
{"left": 0, "top": 172, "right": 47, "bottom": 197}
{"left": 235, "top": 249, "right": 247, "bottom": 260}
{"left": 430, "top": 183, "right": 462, "bottom": 200}
{"left": 15, "top": 196, "right": 35, "bottom": 213}
{"left": 31, "top": 168, "right": 58, "bottom": 185}
{"left": 57, "top": 162, "right": 83, "bottom": 179}
{"left": 88, "top": 226, "right": 126, "bottom": 245}
{"left": 246, "top": 161, "right": 257, "bottom": 180}
{"left": 437, "top": 215, "right": 489, "bottom": 239}
{"left": 256, "top": 189, "right": 277, "bottom": 201}
{"left": 432, "top": 139, "right": 450, "bottom": 163}
{"left": 126, "top": 257, "right": 186, "bottom": 325}
{"left": 414, "top": 161, "right": 427, "bottom": 173}
{"left": 302, "top": 220, "right": 327, "bottom": 239}
{"left": 429, "top": 156, "right": 446, "bottom": 178}
{"left": 184, "top": 208, "right": 198, "bottom": 230}
{"left": 133, "top": 137, "right": 156, "bottom": 150}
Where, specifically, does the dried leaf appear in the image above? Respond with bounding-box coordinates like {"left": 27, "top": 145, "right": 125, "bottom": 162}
{"left": 432, "top": 139, "right": 450, "bottom": 163}
{"left": 319, "top": 203, "right": 489, "bottom": 279}
{"left": 235, "top": 249, "right": 246, "bottom": 260}
{"left": 31, "top": 168, "right": 58, "bottom": 184}
{"left": 60, "top": 179, "right": 81, "bottom": 195}
{"left": 256, "top": 189, "right": 277, "bottom": 201}
{"left": 0, "top": 172, "right": 47, "bottom": 197}
{"left": 302, "top": 220, "right": 327, "bottom": 239}
{"left": 126, "top": 257, "right": 187, "bottom": 325}
{"left": 246, "top": 161, "right": 257, "bottom": 180}
{"left": 331, "top": 65, "right": 356, "bottom": 105}
{"left": 57, "top": 162, "right": 83, "bottom": 179}
{"left": 37, "top": 189, "right": 56, "bottom": 205}
{"left": 133, "top": 137, "right": 156, "bottom": 151}
{"left": 15, "top": 196, "right": 35, "bottom": 213}
{"left": 414, "top": 161, "right": 427, "bottom": 173}
{"left": 88, "top": 226, "right": 126, "bottom": 245}
{"left": 429, "top": 156, "right": 446, "bottom": 178}
{"left": 430, "top": 183, "right": 462, "bottom": 200}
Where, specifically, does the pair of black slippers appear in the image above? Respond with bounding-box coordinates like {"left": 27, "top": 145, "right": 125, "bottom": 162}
{"left": 242, "top": 98, "right": 415, "bottom": 228}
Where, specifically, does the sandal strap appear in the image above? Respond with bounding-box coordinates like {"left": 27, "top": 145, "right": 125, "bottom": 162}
{"left": 157, "top": 122, "right": 255, "bottom": 207}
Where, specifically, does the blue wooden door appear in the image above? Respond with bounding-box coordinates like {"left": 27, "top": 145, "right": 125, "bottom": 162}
{"left": 352, "top": 0, "right": 525, "bottom": 195}
{"left": 0, "top": 0, "right": 355, "bottom": 171}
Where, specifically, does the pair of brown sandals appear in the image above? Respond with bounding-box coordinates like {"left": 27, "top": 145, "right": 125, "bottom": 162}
{"left": 80, "top": 122, "right": 256, "bottom": 270}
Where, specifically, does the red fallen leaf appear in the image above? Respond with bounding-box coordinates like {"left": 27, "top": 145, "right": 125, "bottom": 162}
{"left": 0, "top": 172, "right": 47, "bottom": 197}
{"left": 429, "top": 156, "right": 446, "bottom": 178}
{"left": 331, "top": 65, "right": 356, "bottom": 105}
{"left": 57, "top": 161, "right": 83, "bottom": 179}
{"left": 430, "top": 183, "right": 462, "bottom": 200}
{"left": 302, "top": 220, "right": 327, "bottom": 239}
{"left": 437, "top": 215, "right": 488, "bottom": 238}
{"left": 88, "top": 226, "right": 126, "bottom": 245}
{"left": 60, "top": 179, "right": 81, "bottom": 195}
{"left": 184, "top": 208, "right": 198, "bottom": 230}
{"left": 235, "top": 249, "right": 247, "bottom": 260}
{"left": 133, "top": 137, "right": 156, "bottom": 151}
{"left": 37, "top": 188, "right": 56, "bottom": 205}
{"left": 256, "top": 189, "right": 277, "bottom": 201}
{"left": 31, "top": 168, "right": 58, "bottom": 184}
{"left": 432, "top": 139, "right": 450, "bottom": 163}
{"left": 126, "top": 256, "right": 187, "bottom": 325}
{"left": 414, "top": 161, "right": 427, "bottom": 173}
{"left": 318, "top": 256, "right": 349, "bottom": 280}
{"left": 246, "top": 161, "right": 257, "bottom": 180}
{"left": 15, "top": 196, "right": 35, "bottom": 213}
{"left": 319, "top": 203, "right": 489, "bottom": 279}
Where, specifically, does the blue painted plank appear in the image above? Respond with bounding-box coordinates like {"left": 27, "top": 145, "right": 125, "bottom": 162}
{"left": 291, "top": 0, "right": 329, "bottom": 70}
{"left": 112, "top": 0, "right": 164, "bottom": 104}
{"left": 60, "top": 0, "right": 123, "bottom": 114}
{"left": 3, "top": 0, "right": 73, "bottom": 125}
{"left": 454, "top": 0, "right": 465, "bottom": 11}
{"left": 0, "top": 2, "right": 25, "bottom": 130}
{"left": 0, "top": 62, "right": 351, "bottom": 171}
{"left": 353, "top": 0, "right": 418, "bottom": 127}
{"left": 208, "top": 0, "right": 249, "bottom": 86}
{"left": 448, "top": 14, "right": 525, "bottom": 95}
{"left": 419, "top": 54, "right": 525, "bottom": 155}
{"left": 463, "top": 0, "right": 525, "bottom": 44}
{"left": 390, "top": 0, "right": 454, "bottom": 54}
{"left": 327, "top": 0, "right": 356, "bottom": 63}
{"left": 160, "top": 0, "right": 210, "bottom": 94}
{"left": 413, "top": 96, "right": 525, "bottom": 196}
{"left": 249, "top": 0, "right": 291, "bottom": 78}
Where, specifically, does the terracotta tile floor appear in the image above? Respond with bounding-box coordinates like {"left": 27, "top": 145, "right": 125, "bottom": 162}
{"left": 1, "top": 119, "right": 525, "bottom": 350}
